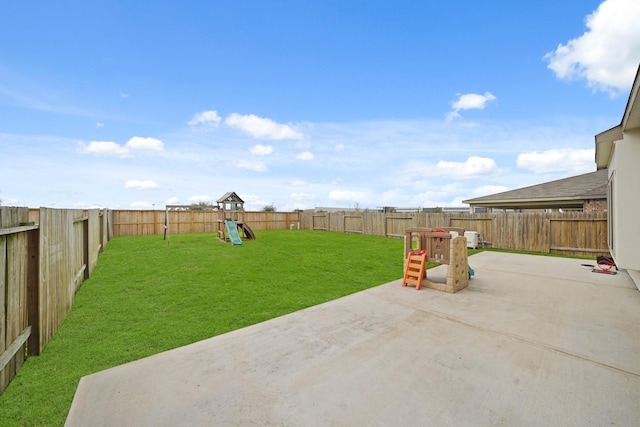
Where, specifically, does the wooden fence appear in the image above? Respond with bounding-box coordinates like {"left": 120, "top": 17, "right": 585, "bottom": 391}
{"left": 0, "top": 207, "right": 110, "bottom": 395}
{"left": 111, "top": 209, "right": 608, "bottom": 257}
{"left": 301, "top": 210, "right": 609, "bottom": 258}
{"left": 111, "top": 210, "right": 301, "bottom": 236}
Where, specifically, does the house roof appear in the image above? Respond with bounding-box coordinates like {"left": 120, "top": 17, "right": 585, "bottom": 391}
{"left": 463, "top": 169, "right": 607, "bottom": 209}
{"left": 596, "top": 63, "right": 640, "bottom": 169}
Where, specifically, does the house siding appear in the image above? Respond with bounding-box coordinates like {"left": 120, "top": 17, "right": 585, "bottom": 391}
{"left": 608, "top": 128, "right": 640, "bottom": 289}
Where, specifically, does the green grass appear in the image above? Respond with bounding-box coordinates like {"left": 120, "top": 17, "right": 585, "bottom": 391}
{"left": 0, "top": 230, "right": 404, "bottom": 426}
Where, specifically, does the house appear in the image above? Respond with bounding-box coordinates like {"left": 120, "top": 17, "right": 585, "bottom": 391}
{"left": 462, "top": 169, "right": 608, "bottom": 213}
{"left": 595, "top": 64, "right": 640, "bottom": 291}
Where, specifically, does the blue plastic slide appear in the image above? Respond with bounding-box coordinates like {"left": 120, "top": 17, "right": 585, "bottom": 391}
{"left": 224, "top": 220, "right": 243, "bottom": 246}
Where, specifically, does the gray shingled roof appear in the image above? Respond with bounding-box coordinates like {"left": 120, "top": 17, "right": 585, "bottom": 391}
{"left": 463, "top": 169, "right": 607, "bottom": 205}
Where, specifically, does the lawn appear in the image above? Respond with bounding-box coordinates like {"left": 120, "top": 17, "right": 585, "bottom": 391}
{"left": 0, "top": 230, "right": 405, "bottom": 426}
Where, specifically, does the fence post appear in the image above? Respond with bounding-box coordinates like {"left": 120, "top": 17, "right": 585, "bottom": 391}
{"left": 27, "top": 228, "right": 40, "bottom": 356}
{"left": 99, "top": 211, "right": 104, "bottom": 252}
{"left": 83, "top": 218, "right": 89, "bottom": 280}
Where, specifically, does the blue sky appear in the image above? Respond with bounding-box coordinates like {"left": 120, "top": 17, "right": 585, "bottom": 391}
{"left": 1, "top": 0, "right": 639, "bottom": 211}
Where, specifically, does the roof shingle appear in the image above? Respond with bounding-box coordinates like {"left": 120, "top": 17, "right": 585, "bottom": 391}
{"left": 463, "top": 169, "right": 607, "bottom": 204}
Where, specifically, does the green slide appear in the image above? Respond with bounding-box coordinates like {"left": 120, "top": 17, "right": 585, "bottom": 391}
{"left": 224, "top": 220, "right": 243, "bottom": 246}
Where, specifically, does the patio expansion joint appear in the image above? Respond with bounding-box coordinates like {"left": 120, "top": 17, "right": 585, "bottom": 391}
{"left": 379, "top": 293, "right": 640, "bottom": 379}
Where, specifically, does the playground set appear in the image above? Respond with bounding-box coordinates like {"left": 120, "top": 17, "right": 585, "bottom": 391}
{"left": 402, "top": 227, "right": 473, "bottom": 293}
{"left": 215, "top": 192, "right": 255, "bottom": 246}
{"left": 163, "top": 192, "right": 255, "bottom": 246}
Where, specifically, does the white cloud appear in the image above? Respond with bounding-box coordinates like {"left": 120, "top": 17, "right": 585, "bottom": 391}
{"left": 188, "top": 110, "right": 222, "bottom": 127}
{"left": 188, "top": 195, "right": 211, "bottom": 203}
{"left": 96, "top": 122, "right": 104, "bottom": 128}
{"left": 79, "top": 137, "right": 164, "bottom": 158}
{"left": 234, "top": 160, "right": 267, "bottom": 172}
{"left": 290, "top": 180, "right": 307, "bottom": 186}
{"left": 124, "top": 180, "right": 159, "bottom": 189}
{"left": 400, "top": 182, "right": 473, "bottom": 207}
{"left": 329, "top": 190, "right": 370, "bottom": 203}
{"left": 1, "top": 196, "right": 19, "bottom": 205}
{"left": 120, "top": 92, "right": 129, "bottom": 99}
{"left": 447, "top": 92, "right": 496, "bottom": 120}
{"left": 225, "top": 113, "right": 303, "bottom": 140}
{"left": 378, "top": 188, "right": 407, "bottom": 206}
{"left": 452, "top": 92, "right": 497, "bottom": 111}
{"left": 130, "top": 201, "right": 152, "bottom": 208}
{"left": 75, "top": 202, "right": 106, "bottom": 209}
{"left": 408, "top": 156, "right": 500, "bottom": 179}
{"left": 441, "top": 182, "right": 465, "bottom": 193}
{"left": 468, "top": 185, "right": 509, "bottom": 198}
{"left": 250, "top": 144, "right": 273, "bottom": 155}
{"left": 544, "top": 0, "right": 640, "bottom": 95}
{"left": 290, "top": 192, "right": 315, "bottom": 200}
{"left": 126, "top": 136, "right": 164, "bottom": 151}
{"left": 239, "top": 194, "right": 261, "bottom": 207}
{"left": 296, "top": 151, "right": 314, "bottom": 161}
{"left": 295, "top": 140, "right": 312, "bottom": 149}
{"left": 165, "top": 197, "right": 180, "bottom": 205}
{"left": 78, "top": 141, "right": 130, "bottom": 158}
{"left": 454, "top": 183, "right": 513, "bottom": 206}
{"left": 517, "top": 148, "right": 595, "bottom": 174}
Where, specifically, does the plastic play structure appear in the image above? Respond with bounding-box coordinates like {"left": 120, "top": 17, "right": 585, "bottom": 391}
{"left": 216, "top": 192, "right": 255, "bottom": 246}
{"left": 402, "top": 227, "right": 473, "bottom": 293}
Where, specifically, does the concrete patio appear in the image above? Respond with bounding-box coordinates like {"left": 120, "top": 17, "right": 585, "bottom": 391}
{"left": 65, "top": 251, "right": 640, "bottom": 426}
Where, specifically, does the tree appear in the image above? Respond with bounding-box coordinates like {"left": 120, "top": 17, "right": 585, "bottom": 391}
{"left": 262, "top": 204, "right": 276, "bottom": 212}
{"left": 189, "top": 201, "right": 215, "bottom": 210}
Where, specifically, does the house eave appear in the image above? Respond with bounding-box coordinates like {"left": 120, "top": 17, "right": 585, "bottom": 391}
{"left": 465, "top": 195, "right": 601, "bottom": 205}
{"left": 595, "top": 125, "right": 622, "bottom": 170}
{"left": 594, "top": 64, "right": 640, "bottom": 169}
{"left": 622, "top": 63, "right": 640, "bottom": 131}
{"left": 465, "top": 196, "right": 595, "bottom": 210}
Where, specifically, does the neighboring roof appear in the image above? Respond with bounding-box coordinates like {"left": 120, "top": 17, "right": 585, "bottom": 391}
{"left": 463, "top": 169, "right": 607, "bottom": 210}
{"left": 596, "top": 63, "right": 640, "bottom": 169}
{"left": 216, "top": 192, "right": 244, "bottom": 204}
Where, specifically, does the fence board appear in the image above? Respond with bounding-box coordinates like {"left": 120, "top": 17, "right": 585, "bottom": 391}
{"left": 87, "top": 210, "right": 100, "bottom": 276}
{"left": 7, "top": 231, "right": 28, "bottom": 377}
{"left": 312, "top": 214, "right": 328, "bottom": 231}
{"left": 386, "top": 215, "right": 414, "bottom": 238}
{"left": 0, "top": 207, "right": 30, "bottom": 394}
{"left": 344, "top": 215, "right": 363, "bottom": 234}
{"left": 0, "top": 326, "right": 30, "bottom": 371}
{"left": 104, "top": 209, "right": 114, "bottom": 242}
{"left": 549, "top": 217, "right": 609, "bottom": 257}
{"left": 243, "top": 212, "right": 295, "bottom": 230}
{"left": 329, "top": 211, "right": 342, "bottom": 232}
{"left": 0, "top": 235, "right": 6, "bottom": 390}
{"left": 37, "top": 208, "right": 93, "bottom": 353}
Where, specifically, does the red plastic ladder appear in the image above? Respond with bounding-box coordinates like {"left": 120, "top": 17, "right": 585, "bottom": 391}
{"left": 402, "top": 251, "right": 427, "bottom": 290}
